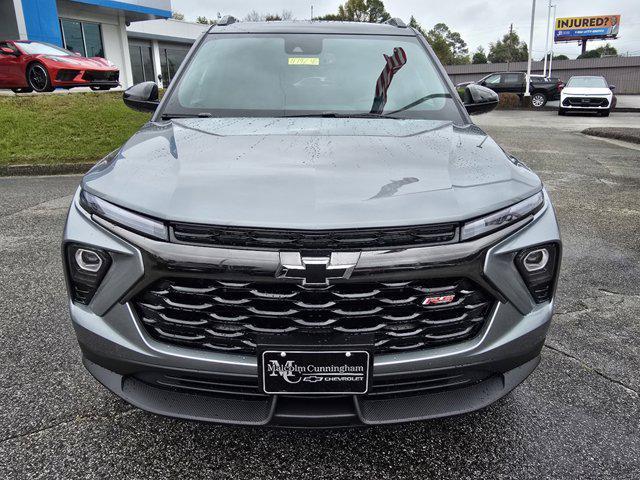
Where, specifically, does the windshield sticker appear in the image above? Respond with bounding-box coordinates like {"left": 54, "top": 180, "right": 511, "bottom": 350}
{"left": 288, "top": 57, "right": 320, "bottom": 66}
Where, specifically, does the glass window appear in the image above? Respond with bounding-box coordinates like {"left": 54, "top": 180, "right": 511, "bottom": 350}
{"left": 60, "top": 19, "right": 85, "bottom": 56}
{"left": 502, "top": 73, "right": 522, "bottom": 84}
{"left": 160, "top": 47, "right": 189, "bottom": 88}
{"left": 83, "top": 23, "right": 104, "bottom": 58}
{"left": 59, "top": 19, "right": 105, "bottom": 58}
{"left": 130, "top": 45, "right": 144, "bottom": 85}
{"left": 15, "top": 41, "right": 73, "bottom": 56}
{"left": 484, "top": 74, "right": 501, "bottom": 85}
{"left": 566, "top": 76, "right": 608, "bottom": 88}
{"left": 130, "top": 44, "right": 155, "bottom": 84}
{"left": 162, "top": 34, "right": 460, "bottom": 121}
{"left": 141, "top": 45, "right": 154, "bottom": 82}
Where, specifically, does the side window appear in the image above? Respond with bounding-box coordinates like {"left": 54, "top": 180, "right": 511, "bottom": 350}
{"left": 0, "top": 42, "right": 17, "bottom": 53}
{"left": 484, "top": 74, "right": 501, "bottom": 85}
{"left": 502, "top": 73, "right": 522, "bottom": 84}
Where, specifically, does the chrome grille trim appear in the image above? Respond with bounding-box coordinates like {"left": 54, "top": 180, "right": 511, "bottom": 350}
{"left": 134, "top": 277, "right": 494, "bottom": 354}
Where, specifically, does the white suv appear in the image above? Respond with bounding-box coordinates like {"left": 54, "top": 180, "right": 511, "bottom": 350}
{"left": 559, "top": 75, "right": 615, "bottom": 117}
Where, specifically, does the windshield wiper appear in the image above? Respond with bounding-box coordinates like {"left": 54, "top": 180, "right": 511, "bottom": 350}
{"left": 161, "top": 113, "right": 212, "bottom": 120}
{"left": 284, "top": 112, "right": 402, "bottom": 119}
{"left": 384, "top": 93, "right": 453, "bottom": 116}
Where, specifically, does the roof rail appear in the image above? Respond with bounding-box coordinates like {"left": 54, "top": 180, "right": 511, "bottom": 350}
{"left": 217, "top": 15, "right": 238, "bottom": 26}
{"left": 384, "top": 18, "right": 407, "bottom": 28}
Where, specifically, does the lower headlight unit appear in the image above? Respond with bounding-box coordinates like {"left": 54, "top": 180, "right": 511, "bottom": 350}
{"left": 515, "top": 243, "right": 560, "bottom": 303}
{"left": 65, "top": 244, "right": 111, "bottom": 305}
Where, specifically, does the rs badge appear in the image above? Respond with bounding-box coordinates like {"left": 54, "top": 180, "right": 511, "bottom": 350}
{"left": 423, "top": 295, "right": 456, "bottom": 306}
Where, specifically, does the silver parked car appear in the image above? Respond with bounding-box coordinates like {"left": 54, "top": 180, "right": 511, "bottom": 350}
{"left": 62, "top": 18, "right": 561, "bottom": 427}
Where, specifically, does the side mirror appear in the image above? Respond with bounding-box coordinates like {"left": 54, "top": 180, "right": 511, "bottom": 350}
{"left": 609, "top": 85, "right": 616, "bottom": 91}
{"left": 0, "top": 47, "right": 17, "bottom": 56}
{"left": 123, "top": 81, "right": 159, "bottom": 112}
{"left": 462, "top": 84, "right": 499, "bottom": 115}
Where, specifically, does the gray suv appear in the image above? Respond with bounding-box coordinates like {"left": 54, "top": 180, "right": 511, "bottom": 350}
{"left": 62, "top": 18, "right": 561, "bottom": 427}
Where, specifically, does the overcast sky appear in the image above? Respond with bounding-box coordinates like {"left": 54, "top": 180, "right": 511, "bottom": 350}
{"left": 170, "top": 0, "right": 640, "bottom": 59}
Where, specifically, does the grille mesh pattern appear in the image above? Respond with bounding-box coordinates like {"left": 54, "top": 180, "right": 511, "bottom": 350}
{"left": 171, "top": 223, "right": 458, "bottom": 250}
{"left": 134, "top": 277, "right": 493, "bottom": 354}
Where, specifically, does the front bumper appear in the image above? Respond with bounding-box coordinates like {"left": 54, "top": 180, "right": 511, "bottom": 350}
{"left": 64, "top": 190, "right": 561, "bottom": 426}
{"left": 53, "top": 68, "right": 120, "bottom": 89}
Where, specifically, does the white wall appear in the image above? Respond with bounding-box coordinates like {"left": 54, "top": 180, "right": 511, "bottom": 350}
{"left": 56, "top": 0, "right": 134, "bottom": 87}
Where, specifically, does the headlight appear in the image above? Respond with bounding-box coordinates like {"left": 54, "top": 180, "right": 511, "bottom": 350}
{"left": 460, "top": 191, "right": 544, "bottom": 241}
{"left": 79, "top": 190, "right": 168, "bottom": 240}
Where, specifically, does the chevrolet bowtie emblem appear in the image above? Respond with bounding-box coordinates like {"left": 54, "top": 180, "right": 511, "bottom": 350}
{"left": 277, "top": 252, "right": 360, "bottom": 286}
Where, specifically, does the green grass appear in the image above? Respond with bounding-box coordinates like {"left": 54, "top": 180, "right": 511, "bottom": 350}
{"left": 0, "top": 92, "right": 151, "bottom": 166}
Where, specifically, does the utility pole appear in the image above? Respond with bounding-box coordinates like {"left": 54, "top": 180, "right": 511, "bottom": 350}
{"left": 311, "top": 5, "right": 314, "bottom": 20}
{"left": 543, "top": 0, "right": 552, "bottom": 77}
{"left": 581, "top": 39, "right": 588, "bottom": 56}
{"left": 525, "top": 0, "right": 536, "bottom": 98}
{"left": 548, "top": 4, "right": 557, "bottom": 78}
{"left": 509, "top": 23, "right": 514, "bottom": 69}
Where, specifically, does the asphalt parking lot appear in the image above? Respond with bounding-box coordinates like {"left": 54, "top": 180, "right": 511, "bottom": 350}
{"left": 1, "top": 110, "right": 639, "bottom": 479}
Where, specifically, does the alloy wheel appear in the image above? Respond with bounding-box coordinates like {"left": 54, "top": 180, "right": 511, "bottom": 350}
{"left": 28, "top": 65, "right": 49, "bottom": 91}
{"left": 532, "top": 94, "right": 546, "bottom": 108}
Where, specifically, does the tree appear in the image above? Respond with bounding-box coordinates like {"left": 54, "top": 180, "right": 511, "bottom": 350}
{"left": 577, "top": 43, "right": 618, "bottom": 59}
{"left": 196, "top": 16, "right": 209, "bottom": 24}
{"left": 245, "top": 10, "right": 293, "bottom": 22}
{"left": 316, "top": 0, "right": 390, "bottom": 23}
{"left": 487, "top": 28, "right": 528, "bottom": 63}
{"left": 410, "top": 17, "right": 470, "bottom": 65}
{"left": 171, "top": 11, "right": 185, "bottom": 21}
{"left": 553, "top": 54, "right": 569, "bottom": 60}
{"left": 472, "top": 46, "right": 488, "bottom": 64}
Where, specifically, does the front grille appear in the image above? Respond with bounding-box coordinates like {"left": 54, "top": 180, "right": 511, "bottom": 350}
{"left": 563, "top": 97, "right": 609, "bottom": 107}
{"left": 133, "top": 277, "right": 494, "bottom": 355}
{"left": 82, "top": 70, "right": 119, "bottom": 82}
{"left": 171, "top": 223, "right": 458, "bottom": 250}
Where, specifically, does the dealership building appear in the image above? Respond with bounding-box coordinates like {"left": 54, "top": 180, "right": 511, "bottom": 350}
{"left": 0, "top": 0, "right": 177, "bottom": 88}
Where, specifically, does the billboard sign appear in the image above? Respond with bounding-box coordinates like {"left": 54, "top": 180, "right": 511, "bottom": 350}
{"left": 555, "top": 15, "right": 621, "bottom": 42}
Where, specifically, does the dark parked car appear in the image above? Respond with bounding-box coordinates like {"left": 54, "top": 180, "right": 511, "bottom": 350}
{"left": 63, "top": 18, "right": 561, "bottom": 427}
{"left": 458, "top": 72, "right": 564, "bottom": 108}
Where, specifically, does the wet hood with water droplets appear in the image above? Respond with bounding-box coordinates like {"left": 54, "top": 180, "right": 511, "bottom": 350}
{"left": 82, "top": 117, "right": 542, "bottom": 229}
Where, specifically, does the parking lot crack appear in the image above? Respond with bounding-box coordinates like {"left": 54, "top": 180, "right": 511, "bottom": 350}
{"left": 0, "top": 407, "right": 137, "bottom": 444}
{"left": 544, "top": 344, "right": 639, "bottom": 397}
{"left": 0, "top": 193, "right": 73, "bottom": 221}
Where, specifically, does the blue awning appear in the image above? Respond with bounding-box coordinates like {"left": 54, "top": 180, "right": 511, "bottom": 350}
{"left": 70, "top": 0, "right": 171, "bottom": 19}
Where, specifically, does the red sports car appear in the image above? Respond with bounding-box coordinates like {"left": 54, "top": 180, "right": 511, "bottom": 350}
{"left": 0, "top": 40, "right": 119, "bottom": 93}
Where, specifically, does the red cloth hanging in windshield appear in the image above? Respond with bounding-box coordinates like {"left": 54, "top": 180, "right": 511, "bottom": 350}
{"left": 370, "top": 47, "right": 407, "bottom": 114}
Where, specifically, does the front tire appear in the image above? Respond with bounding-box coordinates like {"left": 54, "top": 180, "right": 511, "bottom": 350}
{"left": 27, "top": 63, "right": 54, "bottom": 92}
{"left": 531, "top": 92, "right": 547, "bottom": 109}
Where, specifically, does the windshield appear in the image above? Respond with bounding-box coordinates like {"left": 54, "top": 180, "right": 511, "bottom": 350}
{"left": 566, "top": 77, "right": 608, "bottom": 88}
{"left": 160, "top": 33, "right": 461, "bottom": 121}
{"left": 16, "top": 41, "right": 74, "bottom": 56}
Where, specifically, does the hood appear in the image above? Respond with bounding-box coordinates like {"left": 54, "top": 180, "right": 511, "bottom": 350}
{"left": 82, "top": 118, "right": 542, "bottom": 229}
{"left": 562, "top": 86, "right": 612, "bottom": 96}
{"left": 40, "top": 54, "right": 116, "bottom": 70}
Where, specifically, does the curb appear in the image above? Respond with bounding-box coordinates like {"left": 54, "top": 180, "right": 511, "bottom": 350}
{"left": 0, "top": 162, "right": 94, "bottom": 177}
{"left": 581, "top": 128, "right": 640, "bottom": 145}
{"left": 543, "top": 106, "right": 640, "bottom": 113}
